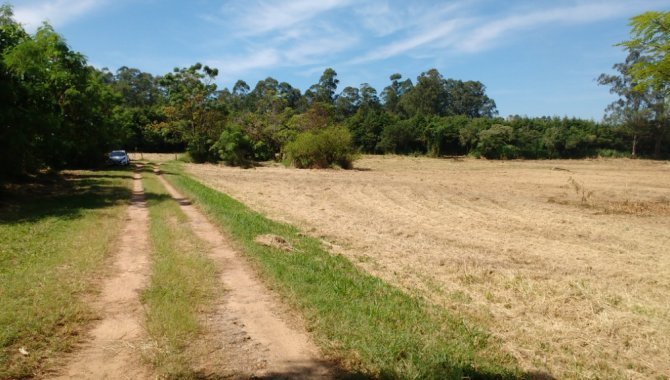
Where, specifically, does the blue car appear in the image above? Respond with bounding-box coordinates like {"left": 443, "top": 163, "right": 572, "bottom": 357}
{"left": 108, "top": 150, "right": 130, "bottom": 166}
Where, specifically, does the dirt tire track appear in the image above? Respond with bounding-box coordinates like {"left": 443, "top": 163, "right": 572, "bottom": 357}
{"left": 51, "top": 170, "right": 151, "bottom": 379}
{"left": 154, "top": 168, "right": 332, "bottom": 379}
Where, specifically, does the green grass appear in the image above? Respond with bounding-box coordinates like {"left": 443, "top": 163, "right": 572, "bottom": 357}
{"left": 0, "top": 169, "right": 133, "bottom": 378}
{"left": 141, "top": 171, "right": 218, "bottom": 377}
{"left": 161, "top": 162, "right": 521, "bottom": 379}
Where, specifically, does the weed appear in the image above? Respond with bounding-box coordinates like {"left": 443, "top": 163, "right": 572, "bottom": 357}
{"left": 568, "top": 177, "right": 594, "bottom": 204}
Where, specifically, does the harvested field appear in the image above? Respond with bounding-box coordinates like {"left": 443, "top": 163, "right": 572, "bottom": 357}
{"left": 186, "top": 156, "right": 670, "bottom": 379}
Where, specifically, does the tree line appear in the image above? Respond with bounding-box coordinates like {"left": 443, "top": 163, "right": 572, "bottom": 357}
{"left": 1, "top": 5, "right": 668, "bottom": 177}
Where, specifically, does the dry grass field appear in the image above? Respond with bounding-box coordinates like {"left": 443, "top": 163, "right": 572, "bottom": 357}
{"left": 185, "top": 156, "right": 670, "bottom": 379}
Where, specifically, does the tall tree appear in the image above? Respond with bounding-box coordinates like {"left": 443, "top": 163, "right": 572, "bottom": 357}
{"left": 335, "top": 86, "right": 360, "bottom": 118}
{"left": 399, "top": 69, "right": 448, "bottom": 116}
{"left": 157, "top": 63, "right": 224, "bottom": 162}
{"left": 308, "top": 68, "right": 339, "bottom": 104}
{"left": 598, "top": 50, "right": 657, "bottom": 156}
{"left": 444, "top": 80, "right": 497, "bottom": 117}
{"left": 359, "top": 83, "right": 380, "bottom": 110}
{"left": 3, "top": 19, "right": 120, "bottom": 170}
{"left": 381, "top": 73, "right": 412, "bottom": 115}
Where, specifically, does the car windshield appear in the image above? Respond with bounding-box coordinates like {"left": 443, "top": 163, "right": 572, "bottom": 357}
{"left": 110, "top": 151, "right": 126, "bottom": 157}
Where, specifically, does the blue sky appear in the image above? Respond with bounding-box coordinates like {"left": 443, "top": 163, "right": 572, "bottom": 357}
{"left": 10, "top": 0, "right": 670, "bottom": 120}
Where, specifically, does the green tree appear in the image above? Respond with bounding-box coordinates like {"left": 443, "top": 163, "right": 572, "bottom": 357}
{"left": 444, "top": 79, "right": 497, "bottom": 117}
{"left": 347, "top": 108, "right": 393, "bottom": 153}
{"left": 307, "top": 68, "right": 339, "bottom": 104}
{"left": 620, "top": 11, "right": 670, "bottom": 94}
{"left": 399, "top": 69, "right": 447, "bottom": 117}
{"left": 157, "top": 63, "right": 224, "bottom": 162}
{"left": 335, "top": 86, "right": 360, "bottom": 119}
{"left": 3, "top": 17, "right": 120, "bottom": 171}
{"left": 600, "top": 48, "right": 669, "bottom": 158}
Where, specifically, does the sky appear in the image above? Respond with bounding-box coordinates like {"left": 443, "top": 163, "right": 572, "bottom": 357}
{"left": 9, "top": 0, "right": 670, "bottom": 120}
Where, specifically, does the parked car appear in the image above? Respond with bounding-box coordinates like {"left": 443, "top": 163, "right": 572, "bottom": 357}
{"left": 108, "top": 150, "right": 130, "bottom": 166}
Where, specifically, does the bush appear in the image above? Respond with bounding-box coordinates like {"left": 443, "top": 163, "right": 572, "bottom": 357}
{"left": 283, "top": 125, "right": 355, "bottom": 169}
{"left": 211, "top": 125, "right": 254, "bottom": 167}
{"left": 376, "top": 119, "right": 425, "bottom": 154}
{"left": 186, "top": 135, "right": 214, "bottom": 163}
{"left": 596, "top": 149, "right": 630, "bottom": 158}
{"left": 475, "top": 124, "right": 515, "bottom": 159}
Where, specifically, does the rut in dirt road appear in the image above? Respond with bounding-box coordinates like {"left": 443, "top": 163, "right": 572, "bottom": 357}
{"left": 154, "top": 168, "right": 333, "bottom": 379}
{"left": 52, "top": 170, "right": 152, "bottom": 379}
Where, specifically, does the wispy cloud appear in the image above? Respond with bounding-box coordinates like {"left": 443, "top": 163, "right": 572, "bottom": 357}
{"left": 353, "top": 18, "right": 473, "bottom": 63}
{"left": 458, "top": 2, "right": 641, "bottom": 52}
{"left": 222, "top": 0, "right": 354, "bottom": 36}
{"left": 352, "top": 0, "right": 662, "bottom": 64}
{"left": 13, "top": 0, "right": 106, "bottom": 32}
{"left": 202, "top": 0, "right": 361, "bottom": 79}
{"left": 354, "top": 2, "right": 405, "bottom": 37}
{"left": 206, "top": 48, "right": 281, "bottom": 80}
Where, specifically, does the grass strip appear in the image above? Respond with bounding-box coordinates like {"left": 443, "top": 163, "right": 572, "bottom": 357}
{"left": 0, "top": 169, "right": 132, "bottom": 378}
{"left": 141, "top": 171, "right": 218, "bottom": 377}
{"left": 162, "top": 162, "right": 521, "bottom": 379}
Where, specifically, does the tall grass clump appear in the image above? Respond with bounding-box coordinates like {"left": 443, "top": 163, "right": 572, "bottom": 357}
{"left": 161, "top": 162, "right": 521, "bottom": 379}
{"left": 283, "top": 125, "right": 356, "bottom": 169}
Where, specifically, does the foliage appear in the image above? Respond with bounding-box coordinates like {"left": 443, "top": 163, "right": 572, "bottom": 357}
{"left": 211, "top": 125, "right": 254, "bottom": 167}
{"left": 346, "top": 107, "right": 394, "bottom": 153}
{"left": 475, "top": 124, "right": 517, "bottom": 159}
{"left": 284, "top": 125, "right": 355, "bottom": 169}
{"left": 377, "top": 116, "right": 428, "bottom": 154}
{"left": 3, "top": 3, "right": 668, "bottom": 179}
{"left": 601, "top": 12, "right": 670, "bottom": 158}
{"left": 157, "top": 63, "right": 225, "bottom": 163}
{"left": 1, "top": 10, "right": 122, "bottom": 177}
{"left": 619, "top": 11, "right": 670, "bottom": 94}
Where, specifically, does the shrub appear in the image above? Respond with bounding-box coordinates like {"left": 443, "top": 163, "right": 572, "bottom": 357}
{"left": 186, "top": 135, "right": 215, "bottom": 163}
{"left": 596, "top": 149, "right": 630, "bottom": 158}
{"left": 376, "top": 119, "right": 424, "bottom": 154}
{"left": 211, "top": 125, "right": 254, "bottom": 167}
{"left": 475, "top": 124, "right": 515, "bottom": 159}
{"left": 283, "top": 125, "right": 355, "bottom": 169}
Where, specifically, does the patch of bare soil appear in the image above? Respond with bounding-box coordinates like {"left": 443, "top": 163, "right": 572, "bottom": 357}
{"left": 155, "top": 170, "right": 332, "bottom": 379}
{"left": 51, "top": 171, "right": 151, "bottom": 379}
{"left": 255, "top": 234, "right": 293, "bottom": 252}
{"left": 186, "top": 156, "right": 670, "bottom": 379}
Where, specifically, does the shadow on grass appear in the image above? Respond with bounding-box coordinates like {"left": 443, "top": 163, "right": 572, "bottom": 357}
{"left": 0, "top": 169, "right": 133, "bottom": 225}
{"left": 142, "top": 191, "right": 178, "bottom": 204}
{"left": 179, "top": 361, "right": 556, "bottom": 380}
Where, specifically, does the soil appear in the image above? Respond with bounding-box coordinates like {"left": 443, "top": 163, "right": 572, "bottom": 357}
{"left": 155, "top": 168, "right": 332, "bottom": 379}
{"left": 51, "top": 171, "right": 152, "bottom": 379}
{"left": 185, "top": 156, "right": 670, "bottom": 379}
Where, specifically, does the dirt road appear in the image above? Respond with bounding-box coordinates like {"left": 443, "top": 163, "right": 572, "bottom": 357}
{"left": 53, "top": 171, "right": 151, "bottom": 379}
{"left": 185, "top": 156, "right": 670, "bottom": 379}
{"left": 155, "top": 168, "right": 332, "bottom": 378}
{"left": 52, "top": 166, "right": 332, "bottom": 378}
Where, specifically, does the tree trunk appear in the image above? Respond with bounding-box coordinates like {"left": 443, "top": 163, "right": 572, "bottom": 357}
{"left": 631, "top": 134, "right": 637, "bottom": 157}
